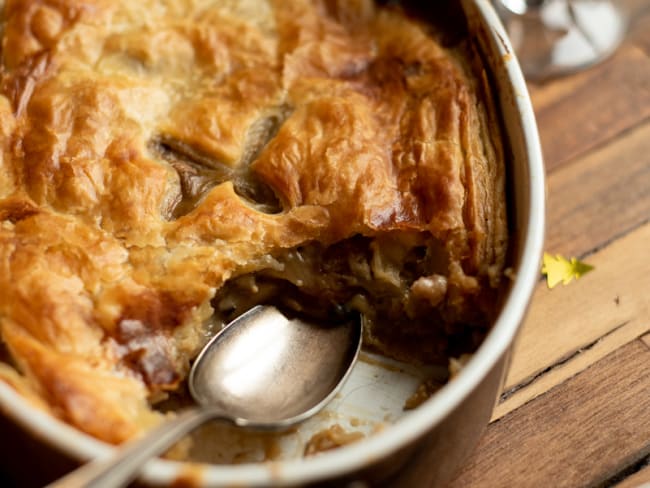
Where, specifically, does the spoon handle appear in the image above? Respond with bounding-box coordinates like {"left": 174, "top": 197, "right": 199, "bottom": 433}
{"left": 47, "top": 406, "right": 226, "bottom": 488}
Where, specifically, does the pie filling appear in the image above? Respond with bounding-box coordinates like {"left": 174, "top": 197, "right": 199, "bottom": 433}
{"left": 211, "top": 234, "right": 490, "bottom": 366}
{"left": 152, "top": 135, "right": 285, "bottom": 219}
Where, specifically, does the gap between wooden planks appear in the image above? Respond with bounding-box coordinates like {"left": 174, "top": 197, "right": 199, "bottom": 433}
{"left": 493, "top": 118, "right": 650, "bottom": 417}
{"left": 493, "top": 219, "right": 650, "bottom": 421}
{"left": 450, "top": 335, "right": 650, "bottom": 488}
{"left": 613, "top": 461, "right": 650, "bottom": 488}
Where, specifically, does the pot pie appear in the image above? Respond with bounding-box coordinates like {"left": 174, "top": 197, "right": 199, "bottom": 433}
{"left": 0, "top": 0, "right": 507, "bottom": 446}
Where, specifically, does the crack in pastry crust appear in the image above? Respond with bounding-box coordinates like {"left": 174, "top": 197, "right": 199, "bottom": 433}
{"left": 151, "top": 122, "right": 286, "bottom": 219}
{"left": 0, "top": 0, "right": 507, "bottom": 445}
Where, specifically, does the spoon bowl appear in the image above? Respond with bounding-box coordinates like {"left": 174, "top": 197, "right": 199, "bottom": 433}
{"left": 49, "top": 305, "right": 362, "bottom": 488}
{"left": 190, "top": 305, "right": 362, "bottom": 427}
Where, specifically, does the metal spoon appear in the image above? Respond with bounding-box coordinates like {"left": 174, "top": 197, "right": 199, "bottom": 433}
{"left": 50, "top": 305, "right": 362, "bottom": 488}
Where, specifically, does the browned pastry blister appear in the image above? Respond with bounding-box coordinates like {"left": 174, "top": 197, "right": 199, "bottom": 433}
{"left": 0, "top": 0, "right": 507, "bottom": 445}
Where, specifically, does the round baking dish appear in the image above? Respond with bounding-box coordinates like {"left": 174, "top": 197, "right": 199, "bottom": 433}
{"left": 0, "top": 0, "right": 544, "bottom": 486}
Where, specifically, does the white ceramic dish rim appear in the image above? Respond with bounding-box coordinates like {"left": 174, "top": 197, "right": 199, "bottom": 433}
{"left": 0, "top": 1, "right": 545, "bottom": 485}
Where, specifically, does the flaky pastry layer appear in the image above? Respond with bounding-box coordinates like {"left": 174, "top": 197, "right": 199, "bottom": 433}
{"left": 0, "top": 0, "right": 507, "bottom": 444}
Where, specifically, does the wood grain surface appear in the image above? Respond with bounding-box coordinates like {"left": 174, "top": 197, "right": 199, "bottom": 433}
{"left": 451, "top": 339, "right": 650, "bottom": 488}
{"left": 449, "top": 0, "right": 650, "bottom": 486}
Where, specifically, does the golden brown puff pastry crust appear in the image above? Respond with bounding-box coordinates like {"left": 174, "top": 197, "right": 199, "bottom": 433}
{"left": 0, "top": 0, "right": 507, "bottom": 443}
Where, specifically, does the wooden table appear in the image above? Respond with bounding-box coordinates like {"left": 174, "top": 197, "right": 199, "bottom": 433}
{"left": 448, "top": 1, "right": 650, "bottom": 486}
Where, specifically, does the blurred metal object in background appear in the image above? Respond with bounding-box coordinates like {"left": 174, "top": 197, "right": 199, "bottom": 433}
{"left": 495, "top": 0, "right": 628, "bottom": 80}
